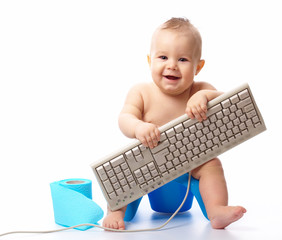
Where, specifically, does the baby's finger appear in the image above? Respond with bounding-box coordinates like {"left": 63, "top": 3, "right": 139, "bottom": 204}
{"left": 186, "top": 107, "right": 195, "bottom": 119}
{"left": 149, "top": 133, "right": 158, "bottom": 148}
{"left": 199, "top": 106, "right": 207, "bottom": 121}
{"left": 146, "top": 135, "right": 155, "bottom": 149}
{"left": 139, "top": 136, "right": 148, "bottom": 148}
{"left": 200, "top": 103, "right": 207, "bottom": 113}
{"left": 192, "top": 106, "right": 203, "bottom": 122}
{"left": 154, "top": 128, "right": 161, "bottom": 142}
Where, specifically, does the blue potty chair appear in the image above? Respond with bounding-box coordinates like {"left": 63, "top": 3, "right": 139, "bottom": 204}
{"left": 124, "top": 173, "right": 208, "bottom": 221}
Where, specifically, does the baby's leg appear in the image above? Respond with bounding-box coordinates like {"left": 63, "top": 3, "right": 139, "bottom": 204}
{"left": 102, "top": 206, "right": 127, "bottom": 230}
{"left": 192, "top": 158, "right": 246, "bottom": 229}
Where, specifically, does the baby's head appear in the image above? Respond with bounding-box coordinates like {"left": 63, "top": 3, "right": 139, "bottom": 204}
{"left": 150, "top": 17, "right": 202, "bottom": 62}
{"left": 148, "top": 18, "right": 205, "bottom": 95}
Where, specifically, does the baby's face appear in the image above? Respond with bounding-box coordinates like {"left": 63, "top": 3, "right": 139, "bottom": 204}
{"left": 149, "top": 29, "right": 201, "bottom": 96}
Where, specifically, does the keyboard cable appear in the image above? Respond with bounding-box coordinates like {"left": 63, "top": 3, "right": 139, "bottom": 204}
{"left": 0, "top": 172, "right": 191, "bottom": 237}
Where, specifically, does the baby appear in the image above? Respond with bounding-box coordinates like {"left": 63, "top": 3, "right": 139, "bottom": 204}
{"left": 103, "top": 17, "right": 246, "bottom": 230}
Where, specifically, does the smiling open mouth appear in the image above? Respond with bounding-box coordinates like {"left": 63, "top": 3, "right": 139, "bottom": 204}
{"left": 164, "top": 75, "right": 180, "bottom": 80}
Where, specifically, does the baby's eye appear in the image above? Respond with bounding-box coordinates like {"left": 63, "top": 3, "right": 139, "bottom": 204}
{"left": 159, "top": 56, "right": 167, "bottom": 60}
{"left": 179, "top": 58, "right": 188, "bottom": 62}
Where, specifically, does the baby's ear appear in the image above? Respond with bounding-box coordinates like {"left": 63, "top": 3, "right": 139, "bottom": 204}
{"left": 195, "top": 59, "right": 205, "bottom": 75}
{"left": 147, "top": 54, "right": 151, "bottom": 66}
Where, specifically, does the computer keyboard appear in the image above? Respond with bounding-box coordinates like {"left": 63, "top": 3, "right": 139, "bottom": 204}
{"left": 91, "top": 83, "right": 266, "bottom": 211}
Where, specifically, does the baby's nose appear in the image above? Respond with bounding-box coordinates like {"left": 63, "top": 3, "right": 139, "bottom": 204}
{"left": 167, "top": 60, "right": 178, "bottom": 70}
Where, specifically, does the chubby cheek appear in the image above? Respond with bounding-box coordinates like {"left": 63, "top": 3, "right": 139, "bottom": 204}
{"left": 151, "top": 73, "right": 162, "bottom": 87}
{"left": 182, "top": 67, "right": 197, "bottom": 80}
{"left": 151, "top": 66, "right": 163, "bottom": 81}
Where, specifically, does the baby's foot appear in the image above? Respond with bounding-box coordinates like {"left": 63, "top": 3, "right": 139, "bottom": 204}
{"left": 209, "top": 206, "right": 247, "bottom": 229}
{"left": 102, "top": 209, "right": 126, "bottom": 230}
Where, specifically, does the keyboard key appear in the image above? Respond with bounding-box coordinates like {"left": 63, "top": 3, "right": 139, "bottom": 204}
{"left": 109, "top": 192, "right": 116, "bottom": 199}
{"left": 183, "top": 129, "right": 190, "bottom": 136}
{"left": 189, "top": 125, "right": 197, "bottom": 133}
{"left": 124, "top": 169, "right": 131, "bottom": 176}
{"left": 166, "top": 128, "right": 176, "bottom": 137}
{"left": 169, "top": 136, "right": 177, "bottom": 144}
{"left": 173, "top": 149, "right": 180, "bottom": 157}
{"left": 238, "top": 89, "right": 249, "bottom": 99}
{"left": 223, "top": 108, "right": 230, "bottom": 116}
{"left": 103, "top": 180, "right": 114, "bottom": 193}
{"left": 151, "top": 140, "right": 170, "bottom": 154}
{"left": 196, "top": 122, "right": 204, "bottom": 130}
{"left": 126, "top": 175, "right": 134, "bottom": 182}
{"left": 135, "top": 154, "right": 144, "bottom": 162}
{"left": 111, "top": 156, "right": 125, "bottom": 167}
{"left": 206, "top": 140, "right": 213, "bottom": 148}
{"left": 222, "top": 99, "right": 231, "bottom": 108}
{"left": 148, "top": 162, "right": 155, "bottom": 170}
{"left": 196, "top": 130, "right": 203, "bottom": 138}
{"left": 160, "top": 133, "right": 167, "bottom": 141}
{"left": 113, "top": 182, "right": 120, "bottom": 190}
{"left": 114, "top": 166, "right": 121, "bottom": 174}
{"left": 183, "top": 119, "right": 193, "bottom": 128}
{"left": 153, "top": 148, "right": 169, "bottom": 165}
{"left": 129, "top": 181, "right": 137, "bottom": 188}
{"left": 229, "top": 107, "right": 236, "bottom": 114}
{"left": 123, "top": 185, "right": 130, "bottom": 192}
{"left": 208, "top": 104, "right": 222, "bottom": 116}
{"left": 103, "top": 162, "right": 111, "bottom": 171}
{"left": 188, "top": 133, "right": 195, "bottom": 141}
{"left": 139, "top": 144, "right": 147, "bottom": 152}
{"left": 141, "top": 166, "right": 149, "bottom": 174}
{"left": 175, "top": 141, "right": 183, "bottom": 148}
{"left": 166, "top": 153, "right": 173, "bottom": 161}
{"left": 125, "top": 150, "right": 134, "bottom": 159}
{"left": 253, "top": 116, "right": 259, "bottom": 124}
{"left": 110, "top": 176, "right": 117, "bottom": 183}
{"left": 246, "top": 110, "right": 257, "bottom": 119}
{"left": 151, "top": 169, "right": 159, "bottom": 177}
{"left": 237, "top": 97, "right": 252, "bottom": 109}
{"left": 97, "top": 166, "right": 107, "bottom": 180}
{"left": 169, "top": 145, "right": 176, "bottom": 152}
{"left": 230, "top": 94, "right": 239, "bottom": 104}
{"left": 137, "top": 176, "right": 145, "bottom": 184}
{"left": 182, "top": 137, "right": 189, "bottom": 145}
{"left": 120, "top": 178, "right": 127, "bottom": 186}
{"left": 144, "top": 173, "right": 152, "bottom": 181}
{"left": 175, "top": 123, "right": 184, "bottom": 133}
{"left": 159, "top": 165, "right": 166, "bottom": 173}
{"left": 132, "top": 147, "right": 140, "bottom": 156}
{"left": 166, "top": 162, "right": 173, "bottom": 169}
{"left": 243, "top": 104, "right": 254, "bottom": 113}
{"left": 134, "top": 169, "right": 142, "bottom": 178}
{"left": 116, "top": 188, "right": 123, "bottom": 196}
{"left": 179, "top": 154, "right": 186, "bottom": 162}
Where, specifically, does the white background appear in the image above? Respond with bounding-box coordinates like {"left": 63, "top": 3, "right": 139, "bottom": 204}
{"left": 0, "top": 0, "right": 281, "bottom": 239}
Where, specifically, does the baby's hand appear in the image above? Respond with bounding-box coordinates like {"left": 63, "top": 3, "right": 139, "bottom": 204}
{"left": 186, "top": 91, "right": 208, "bottom": 122}
{"left": 135, "top": 122, "right": 160, "bottom": 149}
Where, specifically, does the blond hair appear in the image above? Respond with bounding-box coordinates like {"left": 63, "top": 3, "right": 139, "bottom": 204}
{"left": 159, "top": 17, "right": 202, "bottom": 60}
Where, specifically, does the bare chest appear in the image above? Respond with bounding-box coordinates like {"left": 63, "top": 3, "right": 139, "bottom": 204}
{"left": 142, "top": 93, "right": 188, "bottom": 127}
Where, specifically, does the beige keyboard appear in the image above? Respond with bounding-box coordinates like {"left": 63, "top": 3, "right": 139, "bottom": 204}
{"left": 91, "top": 83, "right": 266, "bottom": 211}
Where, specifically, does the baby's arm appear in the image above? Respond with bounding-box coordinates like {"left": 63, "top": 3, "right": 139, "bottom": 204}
{"left": 186, "top": 82, "right": 223, "bottom": 122}
{"left": 118, "top": 84, "right": 160, "bottom": 149}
